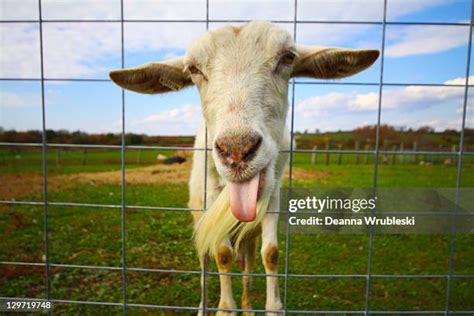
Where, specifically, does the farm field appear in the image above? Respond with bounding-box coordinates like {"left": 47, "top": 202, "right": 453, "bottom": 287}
{"left": 1, "top": 147, "right": 473, "bottom": 315}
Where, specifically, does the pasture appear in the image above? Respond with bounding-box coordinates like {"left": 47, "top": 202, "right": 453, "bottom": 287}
{"left": 1, "top": 147, "right": 473, "bottom": 314}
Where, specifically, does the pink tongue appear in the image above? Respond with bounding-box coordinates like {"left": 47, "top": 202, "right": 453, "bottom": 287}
{"left": 230, "top": 173, "right": 260, "bottom": 222}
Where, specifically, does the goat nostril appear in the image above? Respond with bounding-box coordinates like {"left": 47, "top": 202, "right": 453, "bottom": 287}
{"left": 215, "top": 142, "right": 228, "bottom": 158}
{"left": 215, "top": 133, "right": 262, "bottom": 166}
{"left": 243, "top": 135, "right": 262, "bottom": 162}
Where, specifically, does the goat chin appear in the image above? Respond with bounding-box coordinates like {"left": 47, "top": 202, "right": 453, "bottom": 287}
{"left": 193, "top": 184, "right": 270, "bottom": 262}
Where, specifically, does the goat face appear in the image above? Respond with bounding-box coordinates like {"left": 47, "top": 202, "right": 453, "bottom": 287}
{"left": 185, "top": 23, "right": 296, "bottom": 219}
{"left": 109, "top": 21, "right": 379, "bottom": 222}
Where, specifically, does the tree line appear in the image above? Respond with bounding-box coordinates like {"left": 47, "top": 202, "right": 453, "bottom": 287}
{"left": 0, "top": 128, "right": 194, "bottom": 147}
{"left": 1, "top": 125, "right": 473, "bottom": 151}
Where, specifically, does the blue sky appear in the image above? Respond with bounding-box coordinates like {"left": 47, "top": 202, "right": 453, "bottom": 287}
{"left": 0, "top": 0, "right": 473, "bottom": 136}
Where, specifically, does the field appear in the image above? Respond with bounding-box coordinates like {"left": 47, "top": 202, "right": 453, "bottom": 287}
{"left": 1, "top": 147, "right": 473, "bottom": 315}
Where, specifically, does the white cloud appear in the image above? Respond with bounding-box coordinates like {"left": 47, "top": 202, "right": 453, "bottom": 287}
{"left": 0, "top": 0, "right": 38, "bottom": 20}
{"left": 298, "top": 0, "right": 449, "bottom": 23}
{"left": 1, "top": 21, "right": 207, "bottom": 79}
{"left": 124, "top": 0, "right": 206, "bottom": 20}
{"left": 296, "top": 23, "right": 379, "bottom": 48}
{"left": 125, "top": 23, "right": 206, "bottom": 52}
{"left": 0, "top": 24, "right": 41, "bottom": 78}
{"left": 295, "top": 76, "right": 474, "bottom": 131}
{"left": 42, "top": 0, "right": 121, "bottom": 20}
{"left": 209, "top": 0, "right": 294, "bottom": 21}
{"left": 0, "top": 91, "right": 40, "bottom": 108}
{"left": 128, "top": 104, "right": 201, "bottom": 135}
{"left": 43, "top": 23, "right": 122, "bottom": 78}
{"left": 386, "top": 0, "right": 447, "bottom": 19}
{"left": 385, "top": 25, "right": 469, "bottom": 58}
{"left": 298, "top": 0, "right": 383, "bottom": 22}
{"left": 1, "top": 0, "right": 465, "bottom": 79}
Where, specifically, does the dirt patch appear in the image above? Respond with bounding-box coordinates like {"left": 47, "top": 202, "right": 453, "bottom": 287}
{"left": 0, "top": 161, "right": 330, "bottom": 200}
{"left": 0, "top": 173, "right": 44, "bottom": 200}
{"left": 285, "top": 167, "right": 332, "bottom": 181}
{"left": 0, "top": 265, "right": 44, "bottom": 282}
{"left": 5, "top": 212, "right": 28, "bottom": 234}
{"left": 0, "top": 162, "right": 192, "bottom": 200}
{"left": 71, "top": 161, "right": 192, "bottom": 186}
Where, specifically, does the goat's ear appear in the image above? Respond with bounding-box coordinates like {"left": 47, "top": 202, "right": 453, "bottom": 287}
{"left": 292, "top": 46, "right": 379, "bottom": 79}
{"left": 109, "top": 57, "right": 192, "bottom": 94}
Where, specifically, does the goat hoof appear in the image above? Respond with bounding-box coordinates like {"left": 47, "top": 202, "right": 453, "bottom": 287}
{"left": 265, "top": 302, "right": 283, "bottom": 316}
{"left": 216, "top": 301, "right": 237, "bottom": 316}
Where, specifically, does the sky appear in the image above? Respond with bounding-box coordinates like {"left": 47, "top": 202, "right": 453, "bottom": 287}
{"left": 0, "top": 0, "right": 473, "bottom": 136}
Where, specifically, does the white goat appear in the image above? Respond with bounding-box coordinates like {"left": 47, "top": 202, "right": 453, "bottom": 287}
{"left": 110, "top": 21, "right": 379, "bottom": 315}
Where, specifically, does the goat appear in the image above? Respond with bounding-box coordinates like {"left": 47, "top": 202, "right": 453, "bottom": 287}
{"left": 110, "top": 21, "right": 379, "bottom": 316}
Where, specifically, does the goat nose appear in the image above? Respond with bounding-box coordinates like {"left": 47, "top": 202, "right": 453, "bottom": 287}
{"left": 215, "top": 132, "right": 263, "bottom": 166}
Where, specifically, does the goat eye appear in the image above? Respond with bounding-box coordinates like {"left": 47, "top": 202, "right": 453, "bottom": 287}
{"left": 280, "top": 51, "right": 296, "bottom": 65}
{"left": 188, "top": 65, "right": 203, "bottom": 76}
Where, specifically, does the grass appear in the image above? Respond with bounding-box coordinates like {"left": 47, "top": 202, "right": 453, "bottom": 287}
{"left": 0, "top": 148, "right": 170, "bottom": 174}
{"left": 0, "top": 148, "right": 473, "bottom": 314}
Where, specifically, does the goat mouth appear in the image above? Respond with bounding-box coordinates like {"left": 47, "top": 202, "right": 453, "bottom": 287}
{"left": 229, "top": 170, "right": 266, "bottom": 222}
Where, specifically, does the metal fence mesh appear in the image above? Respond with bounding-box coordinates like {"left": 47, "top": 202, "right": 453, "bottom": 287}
{"left": 0, "top": 0, "right": 473, "bottom": 314}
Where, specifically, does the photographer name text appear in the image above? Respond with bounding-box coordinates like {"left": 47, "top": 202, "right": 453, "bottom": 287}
{"left": 289, "top": 216, "right": 416, "bottom": 226}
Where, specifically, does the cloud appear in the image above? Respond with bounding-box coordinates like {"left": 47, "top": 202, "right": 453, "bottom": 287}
{"left": 1, "top": 21, "right": 207, "bottom": 79}
{"left": 296, "top": 23, "right": 380, "bottom": 48}
{"left": 385, "top": 25, "right": 469, "bottom": 58}
{"left": 0, "top": 24, "right": 41, "bottom": 78}
{"left": 298, "top": 0, "right": 383, "bottom": 22}
{"left": 0, "top": 91, "right": 40, "bottom": 108}
{"left": 209, "top": 0, "right": 294, "bottom": 21}
{"left": 295, "top": 76, "right": 474, "bottom": 131}
{"left": 125, "top": 23, "right": 205, "bottom": 52}
{"left": 128, "top": 104, "right": 201, "bottom": 135}
{"left": 386, "top": 0, "right": 447, "bottom": 19}
{"left": 0, "top": 0, "right": 465, "bottom": 79}
{"left": 43, "top": 23, "right": 122, "bottom": 78}
{"left": 42, "top": 0, "right": 121, "bottom": 20}
{"left": 124, "top": 0, "right": 206, "bottom": 20}
{"left": 0, "top": 0, "right": 38, "bottom": 20}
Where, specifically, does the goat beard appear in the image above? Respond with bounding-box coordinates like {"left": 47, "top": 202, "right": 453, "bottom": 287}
{"left": 229, "top": 172, "right": 260, "bottom": 222}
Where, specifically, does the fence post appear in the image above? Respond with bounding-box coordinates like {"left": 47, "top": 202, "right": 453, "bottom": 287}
{"left": 355, "top": 141, "right": 360, "bottom": 165}
{"left": 55, "top": 149, "right": 60, "bottom": 166}
{"left": 137, "top": 149, "right": 142, "bottom": 165}
{"left": 365, "top": 143, "right": 370, "bottom": 164}
{"left": 392, "top": 145, "right": 397, "bottom": 165}
{"left": 400, "top": 142, "right": 404, "bottom": 164}
{"left": 436, "top": 144, "right": 442, "bottom": 164}
{"left": 0, "top": 149, "right": 6, "bottom": 166}
{"left": 413, "top": 142, "right": 418, "bottom": 164}
{"left": 449, "top": 144, "right": 457, "bottom": 166}
{"left": 382, "top": 141, "right": 388, "bottom": 164}
{"left": 82, "top": 148, "right": 87, "bottom": 166}
{"left": 337, "top": 144, "right": 343, "bottom": 165}
{"left": 311, "top": 145, "right": 317, "bottom": 165}
{"left": 325, "top": 141, "right": 330, "bottom": 166}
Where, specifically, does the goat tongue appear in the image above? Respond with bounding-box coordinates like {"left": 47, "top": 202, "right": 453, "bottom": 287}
{"left": 230, "top": 173, "right": 259, "bottom": 222}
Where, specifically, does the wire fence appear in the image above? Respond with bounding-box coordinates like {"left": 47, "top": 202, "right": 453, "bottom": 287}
{"left": 0, "top": 0, "right": 474, "bottom": 314}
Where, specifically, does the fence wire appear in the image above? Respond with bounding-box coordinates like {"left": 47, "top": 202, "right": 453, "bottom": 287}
{"left": 0, "top": 0, "right": 474, "bottom": 315}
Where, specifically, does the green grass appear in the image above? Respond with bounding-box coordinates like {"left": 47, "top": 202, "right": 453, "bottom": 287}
{"left": 0, "top": 148, "right": 172, "bottom": 174}
{"left": 1, "top": 149, "right": 474, "bottom": 314}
